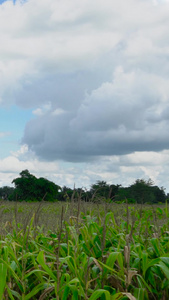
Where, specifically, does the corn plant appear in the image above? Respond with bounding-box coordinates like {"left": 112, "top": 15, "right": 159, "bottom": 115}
{"left": 0, "top": 202, "right": 168, "bottom": 299}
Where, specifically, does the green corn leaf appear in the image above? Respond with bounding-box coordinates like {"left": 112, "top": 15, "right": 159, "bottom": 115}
{"left": 105, "top": 212, "right": 117, "bottom": 228}
{"left": 25, "top": 283, "right": 46, "bottom": 300}
{"left": 60, "top": 273, "right": 70, "bottom": 287}
{"left": 156, "top": 261, "right": 169, "bottom": 280}
{"left": 133, "top": 288, "right": 149, "bottom": 300}
{"left": 62, "top": 286, "right": 70, "bottom": 300}
{"left": 146, "top": 271, "right": 157, "bottom": 289}
{"left": 82, "top": 242, "right": 91, "bottom": 256}
{"left": 62, "top": 256, "right": 78, "bottom": 276}
{"left": 0, "top": 263, "right": 7, "bottom": 299}
{"left": 35, "top": 242, "right": 56, "bottom": 254}
{"left": 111, "top": 293, "right": 124, "bottom": 300}
{"left": 2, "top": 246, "right": 8, "bottom": 261}
{"left": 88, "top": 289, "right": 110, "bottom": 300}
{"left": 24, "top": 268, "right": 47, "bottom": 280}
{"left": 103, "top": 252, "right": 124, "bottom": 277}
{"left": 144, "top": 257, "right": 160, "bottom": 280}
{"left": 150, "top": 238, "right": 164, "bottom": 256}
{"left": 59, "top": 277, "right": 81, "bottom": 296}
{"left": 145, "top": 258, "right": 160, "bottom": 269}
{"left": 137, "top": 274, "right": 153, "bottom": 295}
{"left": 6, "top": 286, "right": 21, "bottom": 300}
{"left": 37, "top": 251, "right": 57, "bottom": 281}
{"left": 141, "top": 252, "right": 148, "bottom": 276}
{"left": 98, "top": 260, "right": 124, "bottom": 283}
{"left": 10, "top": 260, "right": 17, "bottom": 272}
{"left": 78, "top": 285, "right": 86, "bottom": 298}
{"left": 161, "top": 257, "right": 169, "bottom": 268}
{"left": 68, "top": 277, "right": 80, "bottom": 285}
{"left": 0, "top": 258, "right": 21, "bottom": 291}
{"left": 72, "top": 289, "right": 78, "bottom": 299}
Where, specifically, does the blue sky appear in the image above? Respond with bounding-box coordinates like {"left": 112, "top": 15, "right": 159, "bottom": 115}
{"left": 0, "top": 0, "right": 15, "bottom": 3}
{"left": 0, "top": 106, "right": 32, "bottom": 158}
{"left": 1, "top": 0, "right": 169, "bottom": 191}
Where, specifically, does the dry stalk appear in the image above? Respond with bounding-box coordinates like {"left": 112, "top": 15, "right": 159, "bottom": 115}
{"left": 125, "top": 213, "right": 136, "bottom": 291}
{"left": 126, "top": 197, "right": 129, "bottom": 235}
{"left": 39, "top": 286, "right": 55, "bottom": 300}
{"left": 77, "top": 190, "right": 82, "bottom": 226}
{"left": 151, "top": 205, "right": 160, "bottom": 238}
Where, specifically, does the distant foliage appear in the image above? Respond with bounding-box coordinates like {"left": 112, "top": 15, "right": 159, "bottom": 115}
{"left": 10, "top": 169, "right": 61, "bottom": 201}
{"left": 0, "top": 186, "right": 15, "bottom": 200}
{"left": 117, "top": 179, "right": 166, "bottom": 204}
{"left": 0, "top": 171, "right": 167, "bottom": 203}
{"left": 89, "top": 181, "right": 120, "bottom": 201}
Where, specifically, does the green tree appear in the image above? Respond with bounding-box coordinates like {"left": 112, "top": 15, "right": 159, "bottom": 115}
{"left": 90, "top": 181, "right": 120, "bottom": 201}
{"left": 12, "top": 170, "right": 37, "bottom": 200}
{"left": 36, "top": 177, "right": 61, "bottom": 201}
{"left": 11, "top": 170, "right": 61, "bottom": 201}
{"left": 116, "top": 187, "right": 136, "bottom": 203}
{"left": 127, "top": 179, "right": 166, "bottom": 204}
{"left": 0, "top": 186, "right": 15, "bottom": 200}
{"left": 151, "top": 185, "right": 166, "bottom": 203}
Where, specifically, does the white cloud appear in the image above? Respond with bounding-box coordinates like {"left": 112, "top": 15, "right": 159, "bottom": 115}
{"left": 1, "top": 147, "right": 169, "bottom": 192}
{"left": 1, "top": 0, "right": 169, "bottom": 192}
{"left": 11, "top": 144, "right": 29, "bottom": 157}
{"left": 1, "top": 0, "right": 166, "bottom": 105}
{"left": 52, "top": 108, "right": 66, "bottom": 116}
{"left": 22, "top": 67, "right": 169, "bottom": 163}
{"left": 32, "top": 102, "right": 51, "bottom": 116}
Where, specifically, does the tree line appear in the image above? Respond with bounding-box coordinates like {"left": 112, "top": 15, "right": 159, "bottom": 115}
{"left": 0, "top": 169, "right": 167, "bottom": 204}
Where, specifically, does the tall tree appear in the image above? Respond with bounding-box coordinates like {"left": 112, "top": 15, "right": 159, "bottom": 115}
{"left": 11, "top": 170, "right": 61, "bottom": 201}
{"left": 127, "top": 179, "right": 166, "bottom": 204}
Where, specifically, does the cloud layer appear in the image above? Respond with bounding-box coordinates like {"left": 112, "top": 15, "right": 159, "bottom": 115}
{"left": 22, "top": 67, "right": 169, "bottom": 162}
{"left": 4, "top": 0, "right": 167, "bottom": 162}
{"left": 1, "top": 0, "right": 169, "bottom": 189}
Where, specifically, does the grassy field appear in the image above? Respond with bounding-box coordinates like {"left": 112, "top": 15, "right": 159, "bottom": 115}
{"left": 0, "top": 200, "right": 169, "bottom": 299}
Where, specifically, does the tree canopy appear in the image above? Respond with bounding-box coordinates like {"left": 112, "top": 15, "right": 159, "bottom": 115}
{"left": 0, "top": 170, "right": 167, "bottom": 203}
{"left": 116, "top": 179, "right": 166, "bottom": 204}
{"left": 11, "top": 169, "right": 61, "bottom": 201}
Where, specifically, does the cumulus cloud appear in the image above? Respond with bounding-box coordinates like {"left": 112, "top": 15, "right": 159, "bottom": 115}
{"left": 1, "top": 0, "right": 167, "bottom": 107}
{"left": 1, "top": 0, "right": 169, "bottom": 189}
{"left": 22, "top": 67, "right": 169, "bottom": 161}
{"left": 9, "top": 0, "right": 168, "bottom": 163}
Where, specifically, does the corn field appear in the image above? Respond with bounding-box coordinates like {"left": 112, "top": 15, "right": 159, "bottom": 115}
{"left": 0, "top": 200, "right": 169, "bottom": 299}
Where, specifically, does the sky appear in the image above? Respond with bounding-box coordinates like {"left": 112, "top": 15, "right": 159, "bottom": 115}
{"left": 1, "top": 0, "right": 169, "bottom": 192}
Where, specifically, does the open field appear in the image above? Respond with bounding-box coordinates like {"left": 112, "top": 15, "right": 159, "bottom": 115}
{"left": 0, "top": 200, "right": 169, "bottom": 299}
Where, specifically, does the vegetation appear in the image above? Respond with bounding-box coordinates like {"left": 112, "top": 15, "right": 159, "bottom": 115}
{"left": 0, "top": 200, "right": 169, "bottom": 299}
{"left": 1, "top": 169, "right": 167, "bottom": 204}
{"left": 0, "top": 170, "right": 168, "bottom": 298}
{"left": 10, "top": 170, "right": 61, "bottom": 202}
{"left": 116, "top": 179, "right": 166, "bottom": 204}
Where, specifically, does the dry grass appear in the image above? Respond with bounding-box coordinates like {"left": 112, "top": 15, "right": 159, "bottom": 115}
{"left": 0, "top": 200, "right": 167, "bottom": 236}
